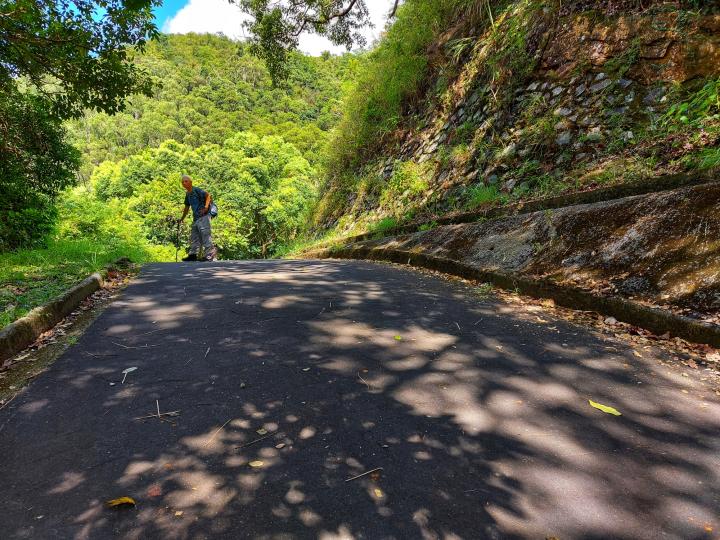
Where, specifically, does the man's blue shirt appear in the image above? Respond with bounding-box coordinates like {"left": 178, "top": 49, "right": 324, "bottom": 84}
{"left": 184, "top": 187, "right": 208, "bottom": 221}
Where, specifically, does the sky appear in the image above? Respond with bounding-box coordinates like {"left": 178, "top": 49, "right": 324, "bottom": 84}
{"left": 153, "top": 0, "right": 391, "bottom": 56}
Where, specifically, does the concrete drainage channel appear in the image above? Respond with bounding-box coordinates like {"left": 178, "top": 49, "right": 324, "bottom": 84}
{"left": 305, "top": 246, "right": 720, "bottom": 348}
{"left": 0, "top": 259, "right": 130, "bottom": 364}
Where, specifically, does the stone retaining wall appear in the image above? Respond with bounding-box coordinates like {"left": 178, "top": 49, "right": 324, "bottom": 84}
{"left": 332, "top": 182, "right": 720, "bottom": 320}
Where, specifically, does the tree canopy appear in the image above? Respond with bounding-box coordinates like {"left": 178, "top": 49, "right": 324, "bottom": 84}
{"left": 66, "top": 133, "right": 317, "bottom": 259}
{"left": 0, "top": 0, "right": 162, "bottom": 249}
{"left": 0, "top": 0, "right": 159, "bottom": 118}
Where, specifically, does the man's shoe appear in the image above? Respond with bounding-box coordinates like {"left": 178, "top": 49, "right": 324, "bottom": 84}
{"left": 204, "top": 247, "right": 217, "bottom": 262}
{"left": 182, "top": 254, "right": 197, "bottom": 262}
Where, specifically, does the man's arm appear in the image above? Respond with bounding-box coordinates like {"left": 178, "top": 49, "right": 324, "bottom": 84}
{"left": 200, "top": 191, "right": 212, "bottom": 215}
{"left": 179, "top": 205, "right": 189, "bottom": 222}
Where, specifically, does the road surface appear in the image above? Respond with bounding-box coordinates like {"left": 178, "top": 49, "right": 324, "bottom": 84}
{"left": 1, "top": 260, "right": 719, "bottom": 539}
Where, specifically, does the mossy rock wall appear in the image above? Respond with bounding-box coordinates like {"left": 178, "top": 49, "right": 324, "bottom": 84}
{"left": 349, "top": 182, "right": 720, "bottom": 318}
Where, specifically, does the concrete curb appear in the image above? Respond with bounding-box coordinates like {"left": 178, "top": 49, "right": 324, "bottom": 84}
{"left": 0, "top": 273, "right": 104, "bottom": 364}
{"left": 305, "top": 246, "right": 720, "bottom": 348}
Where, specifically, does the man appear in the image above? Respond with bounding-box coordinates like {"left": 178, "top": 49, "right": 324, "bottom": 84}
{"left": 178, "top": 175, "right": 216, "bottom": 261}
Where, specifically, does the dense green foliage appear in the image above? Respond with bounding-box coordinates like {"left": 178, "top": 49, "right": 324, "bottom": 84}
{"left": 0, "top": 0, "right": 158, "bottom": 119}
{"left": 326, "top": 0, "right": 455, "bottom": 174}
{"left": 0, "top": 0, "right": 159, "bottom": 250}
{"left": 0, "top": 91, "right": 79, "bottom": 251}
{"left": 57, "top": 33, "right": 353, "bottom": 266}
{"left": 80, "top": 132, "right": 316, "bottom": 259}
{"left": 315, "top": 0, "right": 472, "bottom": 223}
{"left": 68, "top": 33, "right": 355, "bottom": 176}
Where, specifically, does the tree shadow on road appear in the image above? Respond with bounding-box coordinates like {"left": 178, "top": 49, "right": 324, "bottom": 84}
{"left": 2, "top": 261, "right": 719, "bottom": 539}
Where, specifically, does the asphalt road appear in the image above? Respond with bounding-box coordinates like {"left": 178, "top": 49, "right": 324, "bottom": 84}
{"left": 1, "top": 260, "right": 719, "bottom": 540}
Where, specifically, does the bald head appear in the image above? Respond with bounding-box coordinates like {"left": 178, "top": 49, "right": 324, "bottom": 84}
{"left": 181, "top": 175, "right": 192, "bottom": 192}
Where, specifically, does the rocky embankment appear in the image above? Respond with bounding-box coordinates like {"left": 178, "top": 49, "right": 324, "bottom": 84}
{"left": 316, "top": 180, "right": 720, "bottom": 326}
{"left": 323, "top": 5, "right": 720, "bottom": 229}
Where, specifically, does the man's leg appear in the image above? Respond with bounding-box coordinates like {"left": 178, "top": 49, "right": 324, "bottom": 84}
{"left": 197, "top": 215, "right": 215, "bottom": 261}
{"left": 184, "top": 220, "right": 200, "bottom": 261}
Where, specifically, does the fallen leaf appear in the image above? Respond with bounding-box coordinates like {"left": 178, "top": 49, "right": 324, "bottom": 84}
{"left": 632, "top": 351, "right": 642, "bottom": 358}
{"left": 249, "top": 460, "right": 264, "bottom": 468}
{"left": 106, "top": 496, "right": 136, "bottom": 508}
{"left": 256, "top": 428, "right": 268, "bottom": 435}
{"left": 302, "top": 368, "right": 310, "bottom": 372}
{"left": 373, "top": 488, "right": 384, "bottom": 498}
{"left": 704, "top": 524, "right": 713, "bottom": 532}
{"left": 588, "top": 400, "right": 622, "bottom": 416}
{"left": 394, "top": 336, "right": 402, "bottom": 341}
{"left": 147, "top": 484, "right": 162, "bottom": 498}
{"left": 275, "top": 443, "right": 286, "bottom": 449}
{"left": 175, "top": 510, "right": 183, "bottom": 517}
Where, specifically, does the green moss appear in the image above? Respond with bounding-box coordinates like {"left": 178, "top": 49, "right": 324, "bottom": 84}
{"left": 369, "top": 217, "right": 399, "bottom": 237}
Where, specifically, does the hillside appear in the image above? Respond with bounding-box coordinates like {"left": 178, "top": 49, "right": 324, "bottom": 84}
{"left": 317, "top": 0, "right": 720, "bottom": 231}
{"left": 68, "top": 33, "right": 355, "bottom": 176}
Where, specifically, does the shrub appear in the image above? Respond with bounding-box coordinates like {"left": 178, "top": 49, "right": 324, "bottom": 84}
{"left": 380, "top": 161, "right": 432, "bottom": 208}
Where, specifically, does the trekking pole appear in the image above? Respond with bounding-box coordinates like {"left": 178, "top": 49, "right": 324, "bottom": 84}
{"left": 175, "top": 220, "right": 180, "bottom": 263}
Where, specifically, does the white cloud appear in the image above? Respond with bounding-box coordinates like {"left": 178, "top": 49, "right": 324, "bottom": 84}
{"left": 163, "top": 0, "right": 249, "bottom": 39}
{"left": 163, "top": 0, "right": 392, "bottom": 55}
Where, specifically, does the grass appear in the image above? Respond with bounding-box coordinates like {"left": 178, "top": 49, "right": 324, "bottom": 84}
{"left": 475, "top": 283, "right": 494, "bottom": 297}
{"left": 465, "top": 183, "right": 507, "bottom": 209}
{"left": 370, "top": 217, "right": 400, "bottom": 235}
{"left": 0, "top": 237, "right": 171, "bottom": 329}
{"left": 682, "top": 147, "right": 720, "bottom": 170}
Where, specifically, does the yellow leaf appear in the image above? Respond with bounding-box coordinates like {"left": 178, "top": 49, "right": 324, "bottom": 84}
{"left": 373, "top": 488, "right": 384, "bottom": 498}
{"left": 256, "top": 428, "right": 268, "bottom": 435}
{"left": 175, "top": 511, "right": 184, "bottom": 517}
{"left": 394, "top": 336, "right": 402, "bottom": 341}
{"left": 249, "top": 460, "right": 264, "bottom": 468}
{"left": 106, "top": 496, "right": 136, "bottom": 508}
{"left": 589, "top": 400, "right": 621, "bottom": 416}
{"left": 633, "top": 351, "right": 642, "bottom": 358}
